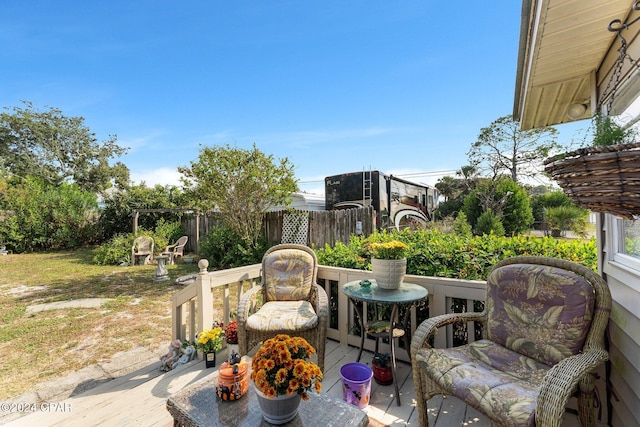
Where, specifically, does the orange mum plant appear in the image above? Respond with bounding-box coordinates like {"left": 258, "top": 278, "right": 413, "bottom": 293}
{"left": 250, "top": 334, "right": 322, "bottom": 400}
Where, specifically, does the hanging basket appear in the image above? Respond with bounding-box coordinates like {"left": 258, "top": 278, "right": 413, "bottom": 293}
{"left": 543, "top": 142, "right": 640, "bottom": 219}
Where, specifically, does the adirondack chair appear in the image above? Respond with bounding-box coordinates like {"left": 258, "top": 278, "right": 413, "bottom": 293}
{"left": 162, "top": 236, "right": 188, "bottom": 264}
{"left": 131, "top": 236, "right": 154, "bottom": 265}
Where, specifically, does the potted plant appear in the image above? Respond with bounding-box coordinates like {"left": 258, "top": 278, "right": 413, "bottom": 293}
{"left": 371, "top": 352, "right": 393, "bottom": 385}
{"left": 224, "top": 319, "right": 239, "bottom": 361}
{"left": 370, "top": 240, "right": 409, "bottom": 289}
{"left": 544, "top": 113, "right": 640, "bottom": 219}
{"left": 196, "top": 324, "right": 224, "bottom": 368}
{"left": 250, "top": 334, "right": 322, "bottom": 424}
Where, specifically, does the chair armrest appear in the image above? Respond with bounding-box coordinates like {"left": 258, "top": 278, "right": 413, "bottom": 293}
{"left": 536, "top": 348, "right": 608, "bottom": 426}
{"left": 237, "top": 286, "right": 264, "bottom": 323}
{"left": 164, "top": 244, "right": 177, "bottom": 252}
{"left": 410, "top": 311, "right": 487, "bottom": 358}
{"left": 313, "top": 284, "right": 329, "bottom": 327}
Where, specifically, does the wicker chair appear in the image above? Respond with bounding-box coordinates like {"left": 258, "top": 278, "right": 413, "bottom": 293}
{"left": 411, "top": 256, "right": 611, "bottom": 427}
{"left": 237, "top": 244, "right": 328, "bottom": 372}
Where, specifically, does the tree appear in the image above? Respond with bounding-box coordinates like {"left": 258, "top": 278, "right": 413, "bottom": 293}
{"left": 468, "top": 115, "right": 559, "bottom": 183}
{"left": 0, "top": 101, "right": 129, "bottom": 194}
{"left": 544, "top": 205, "right": 588, "bottom": 238}
{"left": 179, "top": 144, "right": 297, "bottom": 249}
{"left": 97, "top": 183, "right": 186, "bottom": 241}
{"left": 463, "top": 177, "right": 533, "bottom": 236}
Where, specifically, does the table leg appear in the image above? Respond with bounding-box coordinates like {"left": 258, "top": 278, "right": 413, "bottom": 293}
{"left": 350, "top": 298, "right": 366, "bottom": 362}
{"left": 389, "top": 304, "right": 401, "bottom": 406}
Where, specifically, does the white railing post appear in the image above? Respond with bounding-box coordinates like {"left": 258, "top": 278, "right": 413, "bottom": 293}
{"left": 196, "top": 259, "right": 214, "bottom": 340}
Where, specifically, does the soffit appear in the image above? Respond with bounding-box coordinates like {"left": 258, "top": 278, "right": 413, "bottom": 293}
{"left": 514, "top": 0, "right": 632, "bottom": 130}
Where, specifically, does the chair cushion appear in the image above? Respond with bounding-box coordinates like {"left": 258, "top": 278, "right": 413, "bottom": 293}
{"left": 416, "top": 339, "right": 551, "bottom": 427}
{"left": 263, "top": 248, "right": 315, "bottom": 301}
{"left": 246, "top": 301, "right": 318, "bottom": 332}
{"left": 486, "top": 263, "right": 596, "bottom": 366}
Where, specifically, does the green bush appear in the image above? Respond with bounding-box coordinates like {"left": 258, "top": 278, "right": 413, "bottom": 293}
{"left": 92, "top": 234, "right": 134, "bottom": 265}
{"left": 315, "top": 229, "right": 597, "bottom": 280}
{"left": 476, "top": 211, "right": 505, "bottom": 237}
{"left": 0, "top": 176, "right": 99, "bottom": 252}
{"left": 198, "top": 225, "right": 270, "bottom": 270}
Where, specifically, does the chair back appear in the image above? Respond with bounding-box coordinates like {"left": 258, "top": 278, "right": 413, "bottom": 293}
{"left": 485, "top": 257, "right": 610, "bottom": 367}
{"left": 174, "top": 236, "right": 188, "bottom": 255}
{"left": 261, "top": 244, "right": 317, "bottom": 302}
{"left": 134, "top": 236, "right": 153, "bottom": 253}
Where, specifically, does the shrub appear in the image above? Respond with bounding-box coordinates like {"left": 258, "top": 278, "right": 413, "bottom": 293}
{"left": 0, "top": 176, "right": 99, "bottom": 252}
{"left": 452, "top": 212, "right": 472, "bottom": 238}
{"left": 93, "top": 234, "right": 134, "bottom": 265}
{"left": 476, "top": 211, "right": 505, "bottom": 236}
{"left": 198, "top": 225, "right": 269, "bottom": 270}
{"left": 315, "top": 229, "right": 597, "bottom": 280}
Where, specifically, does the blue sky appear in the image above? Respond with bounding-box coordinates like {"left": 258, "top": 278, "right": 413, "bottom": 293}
{"left": 1, "top": 1, "right": 586, "bottom": 195}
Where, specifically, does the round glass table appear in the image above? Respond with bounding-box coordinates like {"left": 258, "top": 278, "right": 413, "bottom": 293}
{"left": 341, "top": 280, "right": 428, "bottom": 406}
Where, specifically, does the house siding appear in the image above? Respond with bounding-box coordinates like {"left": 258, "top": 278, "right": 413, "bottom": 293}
{"left": 601, "top": 214, "right": 640, "bottom": 427}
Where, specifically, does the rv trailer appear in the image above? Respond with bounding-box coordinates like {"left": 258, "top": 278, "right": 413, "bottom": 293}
{"left": 324, "top": 170, "right": 438, "bottom": 230}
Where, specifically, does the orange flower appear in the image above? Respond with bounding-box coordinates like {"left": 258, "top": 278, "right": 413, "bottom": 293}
{"left": 275, "top": 368, "right": 288, "bottom": 385}
{"left": 250, "top": 334, "right": 322, "bottom": 398}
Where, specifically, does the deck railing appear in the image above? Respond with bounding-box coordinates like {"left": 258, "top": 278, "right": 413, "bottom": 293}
{"left": 171, "top": 260, "right": 487, "bottom": 362}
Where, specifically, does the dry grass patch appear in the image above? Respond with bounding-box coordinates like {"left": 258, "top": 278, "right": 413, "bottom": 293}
{"left": 0, "top": 249, "right": 201, "bottom": 400}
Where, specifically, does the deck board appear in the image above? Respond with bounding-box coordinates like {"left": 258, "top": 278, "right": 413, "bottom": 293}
{"left": 5, "top": 339, "right": 579, "bottom": 427}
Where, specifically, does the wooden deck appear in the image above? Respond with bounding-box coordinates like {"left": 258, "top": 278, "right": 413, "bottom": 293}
{"left": 5, "top": 340, "right": 580, "bottom": 426}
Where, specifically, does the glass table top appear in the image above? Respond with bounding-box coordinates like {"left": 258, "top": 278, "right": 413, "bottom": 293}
{"left": 342, "top": 280, "right": 428, "bottom": 304}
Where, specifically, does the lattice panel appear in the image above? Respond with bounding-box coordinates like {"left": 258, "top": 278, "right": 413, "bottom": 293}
{"left": 281, "top": 212, "right": 309, "bottom": 245}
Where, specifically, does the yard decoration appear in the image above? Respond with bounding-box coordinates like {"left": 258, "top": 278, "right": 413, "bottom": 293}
{"left": 160, "top": 339, "right": 182, "bottom": 371}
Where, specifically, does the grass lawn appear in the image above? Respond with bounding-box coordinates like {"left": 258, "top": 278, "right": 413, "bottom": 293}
{"left": 0, "top": 249, "right": 201, "bottom": 400}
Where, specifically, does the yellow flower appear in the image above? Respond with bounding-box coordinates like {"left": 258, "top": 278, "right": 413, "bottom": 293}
{"left": 370, "top": 240, "right": 409, "bottom": 260}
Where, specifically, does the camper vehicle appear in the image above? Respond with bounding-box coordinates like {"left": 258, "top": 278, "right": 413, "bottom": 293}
{"left": 325, "top": 170, "right": 438, "bottom": 230}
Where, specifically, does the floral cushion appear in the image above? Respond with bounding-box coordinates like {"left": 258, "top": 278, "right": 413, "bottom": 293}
{"left": 486, "top": 263, "right": 595, "bottom": 366}
{"left": 263, "top": 248, "right": 315, "bottom": 301}
{"left": 246, "top": 301, "right": 318, "bottom": 332}
{"left": 416, "top": 339, "right": 551, "bottom": 427}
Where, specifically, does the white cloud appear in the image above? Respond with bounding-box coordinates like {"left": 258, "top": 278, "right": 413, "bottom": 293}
{"left": 130, "top": 167, "right": 183, "bottom": 187}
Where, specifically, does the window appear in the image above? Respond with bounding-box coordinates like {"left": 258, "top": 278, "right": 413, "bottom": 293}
{"left": 621, "top": 219, "right": 640, "bottom": 257}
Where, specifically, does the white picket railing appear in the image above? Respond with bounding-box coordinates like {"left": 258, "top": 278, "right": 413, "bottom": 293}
{"left": 171, "top": 260, "right": 487, "bottom": 362}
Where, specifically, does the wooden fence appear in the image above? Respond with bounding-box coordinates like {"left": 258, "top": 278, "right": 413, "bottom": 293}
{"left": 180, "top": 207, "right": 375, "bottom": 252}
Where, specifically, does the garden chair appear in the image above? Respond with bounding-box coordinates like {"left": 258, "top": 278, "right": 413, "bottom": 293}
{"left": 162, "top": 236, "right": 188, "bottom": 264}
{"left": 237, "top": 244, "right": 328, "bottom": 372}
{"left": 131, "top": 236, "right": 154, "bottom": 265}
{"left": 411, "top": 256, "right": 611, "bottom": 427}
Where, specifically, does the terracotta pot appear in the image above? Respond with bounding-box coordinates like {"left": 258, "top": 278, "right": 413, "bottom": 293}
{"left": 371, "top": 360, "right": 393, "bottom": 385}
{"left": 371, "top": 258, "right": 406, "bottom": 289}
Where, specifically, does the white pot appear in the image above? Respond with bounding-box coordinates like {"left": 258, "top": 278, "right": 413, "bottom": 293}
{"left": 371, "top": 258, "right": 406, "bottom": 289}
